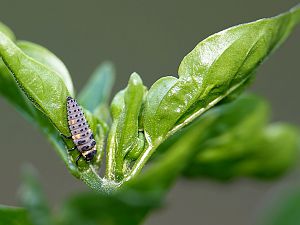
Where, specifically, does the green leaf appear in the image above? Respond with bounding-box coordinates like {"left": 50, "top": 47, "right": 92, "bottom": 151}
{"left": 0, "top": 37, "right": 78, "bottom": 176}
{"left": 0, "top": 22, "right": 36, "bottom": 121}
{"left": 116, "top": 73, "right": 145, "bottom": 158}
{"left": 183, "top": 96, "right": 300, "bottom": 180}
{"left": 19, "top": 165, "right": 52, "bottom": 225}
{"left": 58, "top": 192, "right": 151, "bottom": 225}
{"left": 143, "top": 5, "right": 300, "bottom": 146}
{"left": 235, "top": 123, "right": 300, "bottom": 178}
{"left": 183, "top": 94, "right": 269, "bottom": 178}
{"left": 148, "top": 94, "right": 299, "bottom": 181}
{"left": 0, "top": 31, "right": 71, "bottom": 135}
{"left": 17, "top": 41, "right": 74, "bottom": 96}
{"left": 127, "top": 97, "right": 260, "bottom": 203}
{"left": 125, "top": 6, "right": 300, "bottom": 181}
{"left": 105, "top": 73, "right": 146, "bottom": 180}
{"left": 114, "top": 73, "right": 146, "bottom": 179}
{"left": 142, "top": 76, "right": 178, "bottom": 145}
{"left": 158, "top": 93, "right": 267, "bottom": 156}
{"left": 0, "top": 32, "right": 106, "bottom": 189}
{"left": 0, "top": 205, "right": 32, "bottom": 225}
{"left": 78, "top": 61, "right": 115, "bottom": 113}
{"left": 105, "top": 90, "right": 125, "bottom": 180}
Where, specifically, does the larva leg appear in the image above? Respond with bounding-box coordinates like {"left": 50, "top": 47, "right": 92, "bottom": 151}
{"left": 68, "top": 146, "right": 77, "bottom": 152}
{"left": 60, "top": 133, "right": 72, "bottom": 139}
{"left": 75, "top": 155, "right": 82, "bottom": 166}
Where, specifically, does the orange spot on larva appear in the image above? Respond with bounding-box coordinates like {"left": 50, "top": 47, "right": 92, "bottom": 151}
{"left": 73, "top": 134, "right": 81, "bottom": 139}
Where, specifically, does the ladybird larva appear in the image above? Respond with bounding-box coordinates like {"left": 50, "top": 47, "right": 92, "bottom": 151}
{"left": 66, "top": 96, "right": 97, "bottom": 165}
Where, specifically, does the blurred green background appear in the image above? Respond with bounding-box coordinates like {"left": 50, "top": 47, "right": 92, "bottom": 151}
{"left": 0, "top": 0, "right": 299, "bottom": 224}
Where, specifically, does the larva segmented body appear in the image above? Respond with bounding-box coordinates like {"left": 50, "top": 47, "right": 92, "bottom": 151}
{"left": 66, "top": 96, "right": 97, "bottom": 164}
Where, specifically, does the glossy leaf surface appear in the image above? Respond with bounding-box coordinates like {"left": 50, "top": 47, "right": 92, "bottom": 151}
{"left": 143, "top": 5, "right": 300, "bottom": 147}
{"left": 0, "top": 31, "right": 70, "bottom": 135}
{"left": 129, "top": 5, "right": 300, "bottom": 181}
{"left": 17, "top": 41, "right": 74, "bottom": 96}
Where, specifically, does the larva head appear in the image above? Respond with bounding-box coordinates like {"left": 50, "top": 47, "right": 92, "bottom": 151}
{"left": 84, "top": 149, "right": 97, "bottom": 161}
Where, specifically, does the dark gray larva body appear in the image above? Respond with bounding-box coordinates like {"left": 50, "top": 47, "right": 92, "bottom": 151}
{"left": 66, "top": 96, "right": 97, "bottom": 164}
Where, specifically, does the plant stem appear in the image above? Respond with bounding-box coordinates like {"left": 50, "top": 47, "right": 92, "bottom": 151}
{"left": 105, "top": 123, "right": 117, "bottom": 180}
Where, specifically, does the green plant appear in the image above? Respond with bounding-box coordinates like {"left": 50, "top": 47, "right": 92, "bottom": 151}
{"left": 0, "top": 4, "right": 300, "bottom": 225}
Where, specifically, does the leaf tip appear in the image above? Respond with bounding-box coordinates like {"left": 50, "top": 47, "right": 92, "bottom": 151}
{"left": 290, "top": 4, "right": 300, "bottom": 25}
{"left": 129, "top": 72, "right": 143, "bottom": 86}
